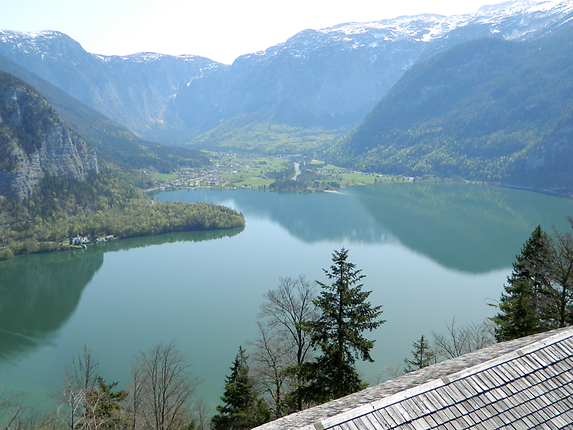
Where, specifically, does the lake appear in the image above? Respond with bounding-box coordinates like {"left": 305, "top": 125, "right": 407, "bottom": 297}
{"left": 1, "top": 182, "right": 573, "bottom": 414}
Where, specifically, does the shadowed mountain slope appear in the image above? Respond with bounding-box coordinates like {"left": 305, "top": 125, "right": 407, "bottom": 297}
{"left": 327, "top": 21, "right": 573, "bottom": 195}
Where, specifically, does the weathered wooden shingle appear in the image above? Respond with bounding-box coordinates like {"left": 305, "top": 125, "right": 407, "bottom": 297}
{"left": 255, "top": 327, "right": 573, "bottom": 430}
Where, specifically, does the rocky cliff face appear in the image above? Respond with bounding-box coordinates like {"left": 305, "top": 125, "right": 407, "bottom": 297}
{"left": 0, "top": 71, "right": 98, "bottom": 199}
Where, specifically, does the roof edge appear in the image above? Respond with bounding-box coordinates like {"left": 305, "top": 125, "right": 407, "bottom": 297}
{"left": 314, "top": 327, "right": 573, "bottom": 430}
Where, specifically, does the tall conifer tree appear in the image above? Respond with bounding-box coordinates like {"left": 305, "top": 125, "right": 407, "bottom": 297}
{"left": 404, "top": 335, "right": 435, "bottom": 372}
{"left": 300, "top": 248, "right": 385, "bottom": 403}
{"left": 492, "top": 225, "right": 550, "bottom": 341}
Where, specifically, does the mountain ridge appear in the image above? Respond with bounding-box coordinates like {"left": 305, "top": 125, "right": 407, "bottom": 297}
{"left": 0, "top": 52, "right": 208, "bottom": 172}
{"left": 2, "top": 0, "right": 573, "bottom": 147}
{"left": 0, "top": 29, "right": 220, "bottom": 142}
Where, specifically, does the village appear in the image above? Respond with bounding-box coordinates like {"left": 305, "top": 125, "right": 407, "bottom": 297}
{"left": 147, "top": 152, "right": 404, "bottom": 192}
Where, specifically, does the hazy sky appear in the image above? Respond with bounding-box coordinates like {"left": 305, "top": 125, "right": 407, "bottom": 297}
{"left": 2, "top": 0, "right": 509, "bottom": 64}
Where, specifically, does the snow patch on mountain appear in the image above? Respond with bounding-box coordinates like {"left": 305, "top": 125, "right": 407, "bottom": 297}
{"left": 301, "top": 0, "right": 573, "bottom": 50}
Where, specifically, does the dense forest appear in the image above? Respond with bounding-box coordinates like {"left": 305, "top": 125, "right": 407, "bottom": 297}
{"left": 0, "top": 164, "right": 245, "bottom": 259}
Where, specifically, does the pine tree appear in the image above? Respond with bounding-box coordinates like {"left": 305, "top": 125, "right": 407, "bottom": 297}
{"left": 491, "top": 226, "right": 550, "bottom": 341}
{"left": 211, "top": 347, "right": 270, "bottom": 430}
{"left": 403, "top": 335, "right": 435, "bottom": 373}
{"left": 300, "top": 248, "right": 385, "bottom": 403}
{"left": 512, "top": 225, "right": 551, "bottom": 317}
{"left": 492, "top": 278, "right": 540, "bottom": 342}
{"left": 83, "top": 378, "right": 127, "bottom": 430}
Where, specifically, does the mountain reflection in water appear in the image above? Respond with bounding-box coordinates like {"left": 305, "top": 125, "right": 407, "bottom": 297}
{"left": 0, "top": 228, "right": 243, "bottom": 364}
{"left": 159, "top": 184, "right": 573, "bottom": 273}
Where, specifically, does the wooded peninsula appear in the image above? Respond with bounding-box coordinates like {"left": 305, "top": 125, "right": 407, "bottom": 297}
{"left": 0, "top": 164, "right": 245, "bottom": 260}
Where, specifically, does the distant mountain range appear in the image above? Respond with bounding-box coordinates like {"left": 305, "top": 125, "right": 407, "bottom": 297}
{"left": 0, "top": 31, "right": 216, "bottom": 143}
{"left": 1, "top": 0, "right": 572, "bottom": 148}
{"left": 177, "top": 0, "right": 573, "bottom": 147}
{"left": 2, "top": 0, "right": 573, "bottom": 194}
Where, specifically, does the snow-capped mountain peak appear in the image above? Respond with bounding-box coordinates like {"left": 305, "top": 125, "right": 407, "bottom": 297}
{"left": 275, "top": 0, "right": 573, "bottom": 55}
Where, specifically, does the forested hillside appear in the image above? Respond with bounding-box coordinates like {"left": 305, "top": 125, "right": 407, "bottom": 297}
{"left": 0, "top": 165, "right": 245, "bottom": 259}
{"left": 327, "top": 21, "right": 573, "bottom": 195}
{"left": 189, "top": 111, "right": 344, "bottom": 154}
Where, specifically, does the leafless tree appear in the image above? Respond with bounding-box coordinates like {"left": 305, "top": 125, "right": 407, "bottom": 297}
{"left": 249, "top": 322, "right": 294, "bottom": 418}
{"left": 383, "top": 364, "right": 404, "bottom": 380}
{"left": 127, "top": 363, "right": 144, "bottom": 430}
{"left": 368, "top": 364, "right": 404, "bottom": 386}
{"left": 259, "top": 275, "right": 317, "bottom": 366}
{"left": 546, "top": 227, "right": 573, "bottom": 328}
{"left": 370, "top": 320, "right": 494, "bottom": 385}
{"left": 432, "top": 318, "right": 495, "bottom": 360}
{"left": 0, "top": 388, "right": 30, "bottom": 430}
{"left": 14, "top": 411, "right": 68, "bottom": 430}
{"left": 188, "top": 398, "right": 211, "bottom": 430}
{"left": 251, "top": 275, "right": 317, "bottom": 416}
{"left": 58, "top": 345, "right": 101, "bottom": 430}
{"left": 69, "top": 345, "right": 100, "bottom": 392}
{"left": 129, "top": 341, "right": 199, "bottom": 430}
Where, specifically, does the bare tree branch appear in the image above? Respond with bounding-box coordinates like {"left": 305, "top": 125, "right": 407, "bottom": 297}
{"left": 130, "top": 341, "right": 200, "bottom": 430}
{"left": 259, "top": 275, "right": 317, "bottom": 366}
{"left": 432, "top": 318, "right": 495, "bottom": 360}
{"left": 252, "top": 275, "right": 318, "bottom": 417}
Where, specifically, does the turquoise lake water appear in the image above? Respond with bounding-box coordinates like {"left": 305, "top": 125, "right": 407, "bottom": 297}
{"left": 1, "top": 183, "right": 573, "bottom": 413}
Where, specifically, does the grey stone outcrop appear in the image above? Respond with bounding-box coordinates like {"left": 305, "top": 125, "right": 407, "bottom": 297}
{"left": 0, "top": 75, "right": 98, "bottom": 198}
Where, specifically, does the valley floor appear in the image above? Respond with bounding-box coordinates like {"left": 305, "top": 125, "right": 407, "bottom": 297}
{"left": 147, "top": 152, "right": 415, "bottom": 193}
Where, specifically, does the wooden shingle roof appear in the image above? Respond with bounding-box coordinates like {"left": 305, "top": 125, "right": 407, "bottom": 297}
{"left": 255, "top": 327, "right": 573, "bottom": 430}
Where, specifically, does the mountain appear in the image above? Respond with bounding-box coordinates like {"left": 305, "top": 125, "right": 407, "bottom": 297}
{"left": 0, "top": 30, "right": 219, "bottom": 143}
{"left": 327, "top": 19, "right": 573, "bottom": 194}
{"left": 2, "top": 0, "right": 573, "bottom": 150}
{"left": 0, "top": 53, "right": 208, "bottom": 172}
{"left": 0, "top": 69, "right": 244, "bottom": 258}
{"left": 0, "top": 70, "right": 98, "bottom": 199}
{"left": 177, "top": 0, "right": 573, "bottom": 143}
